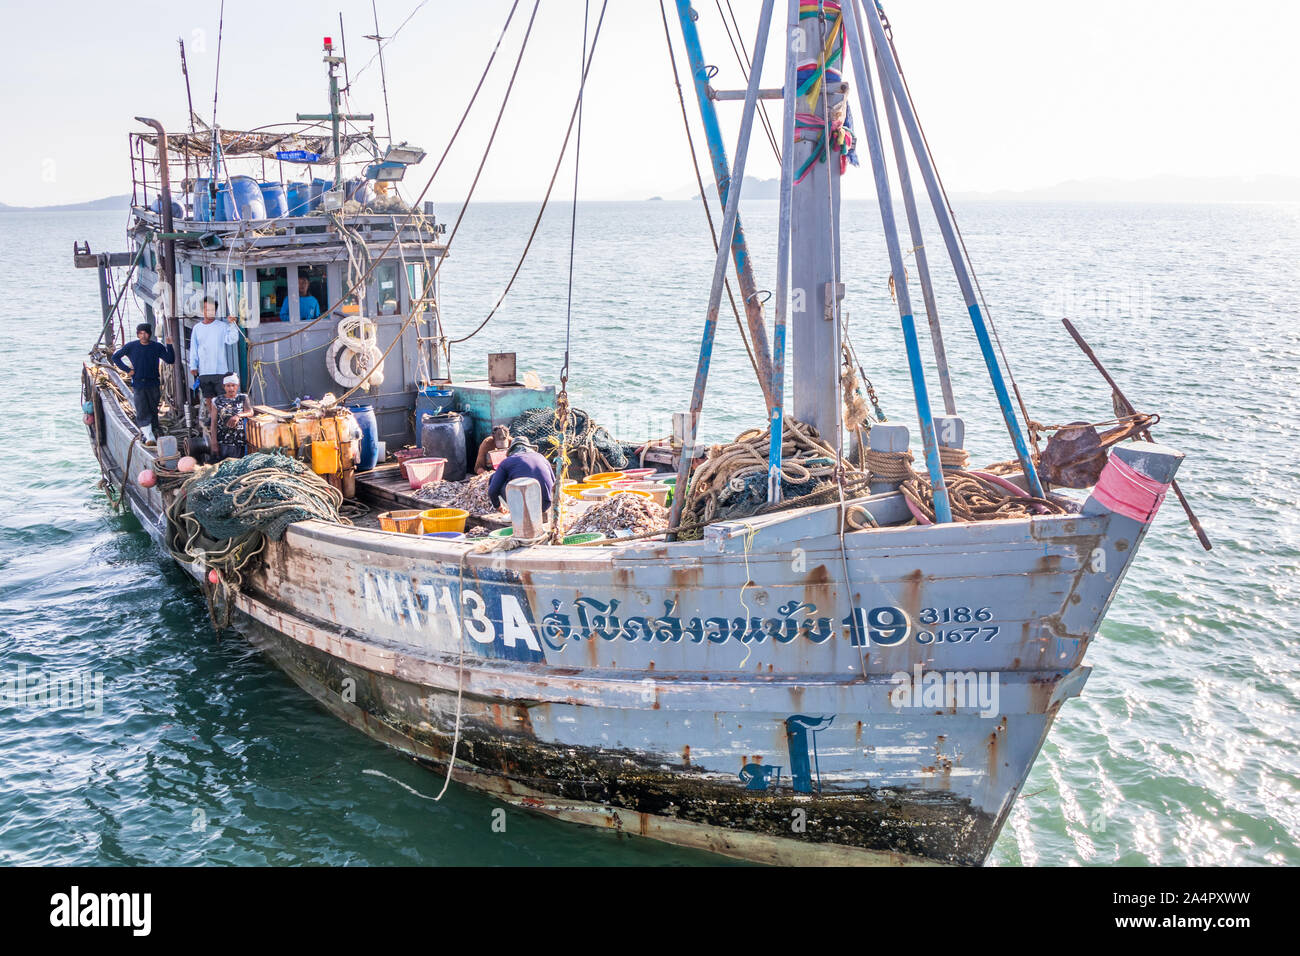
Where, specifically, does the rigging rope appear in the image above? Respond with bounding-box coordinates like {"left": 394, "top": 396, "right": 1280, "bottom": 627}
{"left": 448, "top": 0, "right": 611, "bottom": 347}
{"left": 334, "top": 0, "right": 544, "bottom": 400}
{"left": 251, "top": 0, "right": 524, "bottom": 350}
{"left": 550, "top": 0, "right": 591, "bottom": 544}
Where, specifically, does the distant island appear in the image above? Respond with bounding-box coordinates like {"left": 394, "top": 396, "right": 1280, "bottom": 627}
{"left": 949, "top": 175, "right": 1300, "bottom": 203}
{"left": 0, "top": 194, "right": 131, "bottom": 212}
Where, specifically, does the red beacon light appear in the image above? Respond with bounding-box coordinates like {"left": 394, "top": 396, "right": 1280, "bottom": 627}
{"left": 323, "top": 36, "right": 333, "bottom": 50}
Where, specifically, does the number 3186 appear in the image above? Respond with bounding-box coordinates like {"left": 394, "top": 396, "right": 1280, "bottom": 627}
{"left": 919, "top": 606, "right": 992, "bottom": 625}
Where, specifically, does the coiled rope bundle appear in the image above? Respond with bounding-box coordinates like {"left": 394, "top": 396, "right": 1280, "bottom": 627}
{"left": 680, "top": 419, "right": 855, "bottom": 533}
{"left": 165, "top": 453, "right": 351, "bottom": 628}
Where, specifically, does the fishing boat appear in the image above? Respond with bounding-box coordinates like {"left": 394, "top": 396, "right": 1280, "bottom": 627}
{"left": 75, "top": 0, "right": 1195, "bottom": 866}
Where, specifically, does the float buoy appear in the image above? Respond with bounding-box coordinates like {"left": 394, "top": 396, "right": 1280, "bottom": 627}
{"left": 177, "top": 456, "right": 197, "bottom": 473}
{"left": 138, "top": 469, "right": 156, "bottom": 488}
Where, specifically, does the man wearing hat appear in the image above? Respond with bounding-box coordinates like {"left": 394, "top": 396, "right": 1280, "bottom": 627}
{"left": 209, "top": 374, "right": 254, "bottom": 462}
{"left": 487, "top": 436, "right": 556, "bottom": 513}
{"left": 111, "top": 323, "right": 175, "bottom": 444}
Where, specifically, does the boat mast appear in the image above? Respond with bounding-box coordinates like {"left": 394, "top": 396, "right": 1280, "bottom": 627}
{"left": 853, "top": 0, "right": 1044, "bottom": 496}
{"left": 298, "top": 37, "right": 374, "bottom": 189}
{"left": 788, "top": 1, "right": 846, "bottom": 447}
{"left": 840, "top": 0, "right": 952, "bottom": 521}
{"left": 667, "top": 0, "right": 776, "bottom": 536}
{"left": 674, "top": 0, "right": 778, "bottom": 412}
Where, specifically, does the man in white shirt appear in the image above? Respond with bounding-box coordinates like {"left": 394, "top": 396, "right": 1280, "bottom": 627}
{"left": 188, "top": 295, "right": 240, "bottom": 416}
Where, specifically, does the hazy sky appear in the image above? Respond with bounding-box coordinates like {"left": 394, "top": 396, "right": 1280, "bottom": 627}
{"left": 3, "top": 0, "right": 1297, "bottom": 205}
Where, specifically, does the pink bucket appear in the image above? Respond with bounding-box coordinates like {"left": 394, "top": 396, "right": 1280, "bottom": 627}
{"left": 395, "top": 447, "right": 424, "bottom": 480}
{"left": 406, "top": 457, "right": 447, "bottom": 489}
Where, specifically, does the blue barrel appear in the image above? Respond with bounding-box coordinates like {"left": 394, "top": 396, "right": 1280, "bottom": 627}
{"left": 344, "top": 178, "right": 374, "bottom": 206}
{"left": 309, "top": 178, "right": 331, "bottom": 211}
{"left": 214, "top": 183, "right": 234, "bottom": 221}
{"left": 286, "top": 181, "right": 312, "bottom": 216}
{"left": 347, "top": 404, "right": 380, "bottom": 472}
{"left": 421, "top": 411, "right": 470, "bottom": 482}
{"left": 193, "top": 178, "right": 212, "bottom": 222}
{"left": 415, "top": 386, "right": 454, "bottom": 421}
{"left": 259, "top": 182, "right": 288, "bottom": 219}
{"left": 229, "top": 175, "right": 266, "bottom": 220}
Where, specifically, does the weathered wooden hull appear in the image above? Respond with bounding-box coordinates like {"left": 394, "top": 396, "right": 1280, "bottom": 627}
{"left": 84, "top": 366, "right": 1180, "bottom": 865}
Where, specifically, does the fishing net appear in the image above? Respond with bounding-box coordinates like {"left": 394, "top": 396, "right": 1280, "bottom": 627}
{"left": 509, "top": 406, "right": 630, "bottom": 473}
{"left": 178, "top": 453, "right": 348, "bottom": 542}
{"left": 165, "top": 453, "right": 351, "bottom": 631}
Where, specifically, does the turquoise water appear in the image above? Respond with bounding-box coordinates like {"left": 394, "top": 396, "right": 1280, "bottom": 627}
{"left": 1, "top": 200, "right": 1296, "bottom": 865}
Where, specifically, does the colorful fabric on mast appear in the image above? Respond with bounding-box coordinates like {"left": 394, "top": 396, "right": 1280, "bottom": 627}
{"left": 792, "top": 3, "right": 858, "bottom": 184}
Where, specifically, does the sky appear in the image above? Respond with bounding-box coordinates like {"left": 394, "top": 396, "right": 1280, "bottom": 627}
{"left": 2, "top": 0, "right": 1297, "bottom": 206}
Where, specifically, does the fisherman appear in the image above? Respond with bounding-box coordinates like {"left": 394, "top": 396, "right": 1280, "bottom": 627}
{"left": 487, "top": 437, "right": 555, "bottom": 513}
{"left": 473, "top": 425, "right": 511, "bottom": 474}
{"left": 111, "top": 323, "right": 175, "bottom": 444}
{"left": 189, "top": 295, "right": 240, "bottom": 417}
{"left": 280, "top": 274, "right": 321, "bottom": 321}
{"left": 210, "top": 374, "right": 254, "bottom": 461}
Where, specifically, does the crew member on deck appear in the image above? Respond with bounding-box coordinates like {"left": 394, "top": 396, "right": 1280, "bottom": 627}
{"left": 189, "top": 295, "right": 240, "bottom": 418}
{"left": 474, "top": 425, "right": 511, "bottom": 474}
{"left": 281, "top": 274, "right": 321, "bottom": 321}
{"left": 210, "top": 374, "right": 254, "bottom": 461}
{"left": 487, "top": 437, "right": 556, "bottom": 513}
{"left": 112, "top": 323, "right": 175, "bottom": 445}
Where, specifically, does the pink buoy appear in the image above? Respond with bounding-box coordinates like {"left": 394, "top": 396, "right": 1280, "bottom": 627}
{"left": 207, "top": 569, "right": 220, "bottom": 585}
{"left": 83, "top": 413, "right": 95, "bottom": 425}
{"left": 138, "top": 469, "right": 157, "bottom": 488}
{"left": 177, "top": 456, "right": 197, "bottom": 473}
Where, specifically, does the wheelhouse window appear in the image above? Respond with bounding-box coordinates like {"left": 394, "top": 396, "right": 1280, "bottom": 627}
{"left": 258, "top": 267, "right": 288, "bottom": 322}
{"left": 405, "top": 262, "right": 426, "bottom": 313}
{"left": 375, "top": 262, "right": 399, "bottom": 315}
{"left": 297, "top": 265, "right": 326, "bottom": 321}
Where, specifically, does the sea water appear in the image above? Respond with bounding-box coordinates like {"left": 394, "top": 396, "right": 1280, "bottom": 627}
{"left": 0, "top": 199, "right": 1295, "bottom": 865}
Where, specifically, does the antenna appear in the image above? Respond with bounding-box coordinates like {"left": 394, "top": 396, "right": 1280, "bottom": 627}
{"left": 365, "top": 0, "right": 394, "bottom": 142}
{"left": 339, "top": 13, "right": 352, "bottom": 92}
{"left": 178, "top": 39, "right": 197, "bottom": 135}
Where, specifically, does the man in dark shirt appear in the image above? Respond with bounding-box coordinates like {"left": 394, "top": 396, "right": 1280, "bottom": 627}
{"left": 488, "top": 438, "right": 556, "bottom": 513}
{"left": 112, "top": 323, "right": 176, "bottom": 444}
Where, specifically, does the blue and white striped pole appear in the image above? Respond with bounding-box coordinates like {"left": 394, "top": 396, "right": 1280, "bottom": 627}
{"left": 857, "top": 0, "right": 1045, "bottom": 498}
{"left": 767, "top": 0, "right": 801, "bottom": 504}
{"left": 841, "top": 0, "right": 952, "bottom": 522}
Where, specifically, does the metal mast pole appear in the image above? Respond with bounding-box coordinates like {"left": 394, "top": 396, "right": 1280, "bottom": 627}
{"left": 298, "top": 37, "right": 374, "bottom": 190}
{"left": 675, "top": 0, "right": 778, "bottom": 412}
{"left": 788, "top": 3, "right": 845, "bottom": 444}
{"left": 856, "top": 0, "right": 1044, "bottom": 496}
{"left": 841, "top": 0, "right": 952, "bottom": 521}
{"left": 668, "top": 0, "right": 776, "bottom": 536}
{"left": 767, "top": 0, "right": 800, "bottom": 504}
{"left": 872, "top": 36, "right": 955, "bottom": 415}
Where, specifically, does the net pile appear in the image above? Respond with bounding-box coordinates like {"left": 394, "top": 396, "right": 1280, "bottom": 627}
{"left": 509, "top": 406, "right": 630, "bottom": 474}
{"left": 414, "top": 472, "right": 503, "bottom": 515}
{"left": 165, "top": 453, "right": 350, "bottom": 630}
{"left": 180, "top": 453, "right": 348, "bottom": 542}
{"left": 568, "top": 493, "right": 669, "bottom": 537}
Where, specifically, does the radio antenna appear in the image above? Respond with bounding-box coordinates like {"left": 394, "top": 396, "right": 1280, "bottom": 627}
{"left": 365, "top": 0, "right": 394, "bottom": 142}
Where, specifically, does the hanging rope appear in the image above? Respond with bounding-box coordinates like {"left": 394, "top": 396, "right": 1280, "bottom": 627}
{"left": 550, "top": 1, "right": 591, "bottom": 544}
{"left": 448, "top": 0, "right": 610, "bottom": 347}
{"left": 251, "top": 0, "right": 524, "bottom": 350}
